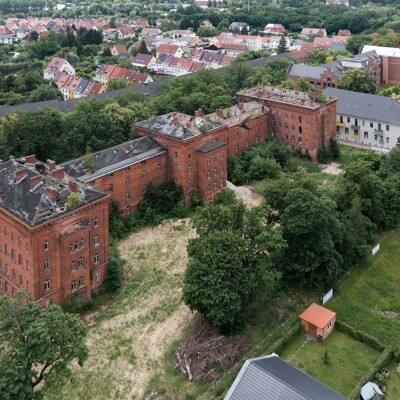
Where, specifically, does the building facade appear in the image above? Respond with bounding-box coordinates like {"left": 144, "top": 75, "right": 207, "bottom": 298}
{"left": 324, "top": 87, "right": 400, "bottom": 152}
{"left": 0, "top": 156, "right": 109, "bottom": 307}
{"left": 237, "top": 86, "right": 337, "bottom": 161}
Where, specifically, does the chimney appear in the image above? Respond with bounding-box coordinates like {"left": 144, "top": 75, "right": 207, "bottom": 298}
{"left": 51, "top": 167, "right": 64, "bottom": 180}
{"left": 16, "top": 168, "right": 27, "bottom": 181}
{"left": 46, "top": 159, "right": 56, "bottom": 171}
{"left": 186, "top": 122, "right": 191, "bottom": 128}
{"left": 68, "top": 180, "right": 78, "bottom": 193}
{"left": 216, "top": 109, "right": 224, "bottom": 118}
{"left": 47, "top": 187, "right": 57, "bottom": 203}
{"left": 172, "top": 116, "right": 179, "bottom": 126}
{"left": 29, "top": 175, "right": 42, "bottom": 188}
{"left": 195, "top": 109, "right": 203, "bottom": 118}
{"left": 9, "top": 155, "right": 14, "bottom": 160}
{"left": 25, "top": 154, "right": 36, "bottom": 164}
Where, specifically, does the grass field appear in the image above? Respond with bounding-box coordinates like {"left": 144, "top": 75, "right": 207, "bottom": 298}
{"left": 44, "top": 219, "right": 199, "bottom": 400}
{"left": 387, "top": 361, "right": 400, "bottom": 398}
{"left": 329, "top": 230, "right": 400, "bottom": 349}
{"left": 280, "top": 331, "right": 380, "bottom": 397}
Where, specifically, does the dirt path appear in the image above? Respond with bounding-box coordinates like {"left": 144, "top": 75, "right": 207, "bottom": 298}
{"left": 226, "top": 181, "right": 264, "bottom": 207}
{"left": 45, "top": 219, "right": 195, "bottom": 400}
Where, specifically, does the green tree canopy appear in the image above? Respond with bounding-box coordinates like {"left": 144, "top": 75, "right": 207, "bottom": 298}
{"left": 0, "top": 295, "right": 88, "bottom": 400}
{"left": 339, "top": 69, "right": 376, "bottom": 94}
{"left": 183, "top": 189, "right": 284, "bottom": 331}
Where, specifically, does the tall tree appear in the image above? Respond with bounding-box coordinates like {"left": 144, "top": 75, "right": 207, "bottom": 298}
{"left": 339, "top": 69, "right": 376, "bottom": 94}
{"left": 183, "top": 189, "right": 284, "bottom": 332}
{"left": 277, "top": 35, "right": 288, "bottom": 54}
{"left": 278, "top": 188, "right": 343, "bottom": 289}
{"left": 0, "top": 296, "right": 88, "bottom": 400}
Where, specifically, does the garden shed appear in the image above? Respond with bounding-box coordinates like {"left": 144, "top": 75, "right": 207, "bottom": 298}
{"left": 299, "top": 303, "right": 336, "bottom": 341}
{"left": 360, "top": 382, "right": 383, "bottom": 400}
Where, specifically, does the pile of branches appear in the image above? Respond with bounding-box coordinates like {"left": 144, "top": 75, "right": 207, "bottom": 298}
{"left": 175, "top": 321, "right": 250, "bottom": 383}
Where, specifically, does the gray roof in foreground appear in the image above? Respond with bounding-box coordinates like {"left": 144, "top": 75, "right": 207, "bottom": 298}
{"left": 324, "top": 87, "right": 400, "bottom": 126}
{"left": 224, "top": 354, "right": 347, "bottom": 400}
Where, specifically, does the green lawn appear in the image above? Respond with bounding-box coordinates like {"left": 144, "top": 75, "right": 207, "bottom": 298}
{"left": 329, "top": 230, "right": 400, "bottom": 348}
{"left": 387, "top": 361, "right": 400, "bottom": 398}
{"left": 280, "top": 331, "right": 380, "bottom": 397}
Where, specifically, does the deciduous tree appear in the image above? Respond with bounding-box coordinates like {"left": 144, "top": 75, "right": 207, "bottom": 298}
{"left": 0, "top": 295, "right": 88, "bottom": 400}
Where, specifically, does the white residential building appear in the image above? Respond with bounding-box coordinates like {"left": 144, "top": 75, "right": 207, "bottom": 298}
{"left": 324, "top": 88, "right": 400, "bottom": 152}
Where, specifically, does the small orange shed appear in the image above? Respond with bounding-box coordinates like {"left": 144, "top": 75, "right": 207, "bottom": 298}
{"left": 299, "top": 303, "right": 336, "bottom": 341}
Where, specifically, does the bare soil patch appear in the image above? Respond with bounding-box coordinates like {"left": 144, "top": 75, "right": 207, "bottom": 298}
{"left": 227, "top": 181, "right": 264, "bottom": 207}
{"left": 320, "top": 162, "right": 343, "bottom": 175}
{"left": 376, "top": 310, "right": 400, "bottom": 318}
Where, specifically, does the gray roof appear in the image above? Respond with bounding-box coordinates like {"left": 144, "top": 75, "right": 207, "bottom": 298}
{"left": 225, "top": 354, "right": 347, "bottom": 400}
{"left": 62, "top": 136, "right": 165, "bottom": 181}
{"left": 0, "top": 158, "right": 105, "bottom": 226}
{"left": 323, "top": 87, "right": 400, "bottom": 126}
{"left": 135, "top": 113, "right": 224, "bottom": 141}
{"left": 287, "top": 64, "right": 328, "bottom": 80}
{"left": 197, "top": 140, "right": 226, "bottom": 153}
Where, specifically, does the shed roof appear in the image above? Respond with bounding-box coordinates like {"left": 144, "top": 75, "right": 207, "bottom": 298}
{"left": 299, "top": 303, "right": 336, "bottom": 329}
{"left": 360, "top": 382, "right": 383, "bottom": 400}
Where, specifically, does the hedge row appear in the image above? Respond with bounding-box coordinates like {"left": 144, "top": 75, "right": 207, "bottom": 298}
{"left": 347, "top": 346, "right": 394, "bottom": 400}
{"left": 268, "top": 321, "right": 301, "bottom": 355}
{"left": 335, "top": 320, "right": 386, "bottom": 352}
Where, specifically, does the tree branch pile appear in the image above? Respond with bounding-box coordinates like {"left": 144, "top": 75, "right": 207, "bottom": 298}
{"left": 175, "top": 321, "right": 250, "bottom": 382}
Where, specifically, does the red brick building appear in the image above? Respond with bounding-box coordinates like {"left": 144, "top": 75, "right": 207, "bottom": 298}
{"left": 0, "top": 155, "right": 109, "bottom": 307}
{"left": 135, "top": 112, "right": 228, "bottom": 203}
{"left": 236, "top": 86, "right": 337, "bottom": 161}
{"left": 63, "top": 136, "right": 167, "bottom": 216}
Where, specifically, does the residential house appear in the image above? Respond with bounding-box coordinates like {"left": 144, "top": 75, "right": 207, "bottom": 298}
{"left": 151, "top": 54, "right": 175, "bottom": 74}
{"left": 264, "top": 23, "right": 286, "bottom": 35}
{"left": 167, "top": 57, "right": 194, "bottom": 76}
{"left": 131, "top": 53, "right": 156, "bottom": 69}
{"left": 0, "top": 34, "right": 13, "bottom": 44}
{"left": 0, "top": 156, "right": 110, "bottom": 307}
{"left": 117, "top": 27, "right": 135, "bottom": 40}
{"left": 139, "top": 27, "right": 162, "bottom": 40}
{"left": 81, "top": 81, "right": 104, "bottom": 97}
{"left": 300, "top": 28, "right": 327, "bottom": 38}
{"left": 44, "top": 57, "right": 75, "bottom": 80}
{"left": 337, "top": 29, "right": 351, "bottom": 36}
{"left": 111, "top": 44, "right": 129, "bottom": 57}
{"left": 94, "top": 64, "right": 116, "bottom": 87}
{"left": 201, "top": 20, "right": 213, "bottom": 27}
{"left": 75, "top": 78, "right": 90, "bottom": 98}
{"left": 102, "top": 28, "right": 118, "bottom": 42}
{"left": 264, "top": 35, "right": 290, "bottom": 50}
{"left": 156, "top": 44, "right": 183, "bottom": 58}
{"left": 324, "top": 87, "right": 400, "bottom": 152}
{"left": 224, "top": 354, "right": 347, "bottom": 399}
{"left": 169, "top": 29, "right": 196, "bottom": 39}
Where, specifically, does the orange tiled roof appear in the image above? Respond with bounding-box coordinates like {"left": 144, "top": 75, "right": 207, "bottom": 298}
{"left": 299, "top": 303, "right": 336, "bottom": 329}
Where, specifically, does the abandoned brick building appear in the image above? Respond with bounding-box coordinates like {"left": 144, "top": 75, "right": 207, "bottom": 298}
{"left": 0, "top": 155, "right": 110, "bottom": 306}
{"left": 0, "top": 85, "right": 337, "bottom": 306}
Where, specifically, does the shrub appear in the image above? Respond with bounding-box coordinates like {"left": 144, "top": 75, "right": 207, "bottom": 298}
{"left": 268, "top": 321, "right": 301, "bottom": 355}
{"left": 335, "top": 320, "right": 385, "bottom": 351}
{"left": 103, "top": 245, "right": 123, "bottom": 293}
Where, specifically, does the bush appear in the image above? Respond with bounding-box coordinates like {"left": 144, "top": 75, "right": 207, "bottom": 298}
{"left": 348, "top": 346, "right": 394, "bottom": 400}
{"left": 103, "top": 244, "right": 123, "bottom": 293}
{"left": 335, "top": 320, "right": 385, "bottom": 351}
{"left": 268, "top": 321, "right": 301, "bottom": 355}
